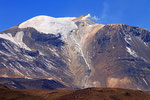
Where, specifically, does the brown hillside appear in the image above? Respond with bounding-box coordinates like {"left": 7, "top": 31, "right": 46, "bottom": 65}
{"left": 0, "top": 84, "right": 150, "bottom": 100}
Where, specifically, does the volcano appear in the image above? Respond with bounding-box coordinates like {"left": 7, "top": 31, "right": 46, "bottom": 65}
{"left": 0, "top": 15, "right": 150, "bottom": 90}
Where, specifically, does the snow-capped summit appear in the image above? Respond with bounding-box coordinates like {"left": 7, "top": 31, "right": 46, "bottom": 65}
{"left": 19, "top": 15, "right": 78, "bottom": 38}
{"left": 0, "top": 15, "right": 150, "bottom": 90}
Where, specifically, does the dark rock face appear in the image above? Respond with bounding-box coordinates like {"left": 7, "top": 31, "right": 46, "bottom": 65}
{"left": 34, "top": 33, "right": 64, "bottom": 46}
{"left": 0, "top": 19, "right": 150, "bottom": 90}
{"left": 0, "top": 77, "right": 66, "bottom": 90}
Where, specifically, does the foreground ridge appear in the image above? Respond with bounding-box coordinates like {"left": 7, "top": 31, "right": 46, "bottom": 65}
{"left": 0, "top": 84, "right": 150, "bottom": 100}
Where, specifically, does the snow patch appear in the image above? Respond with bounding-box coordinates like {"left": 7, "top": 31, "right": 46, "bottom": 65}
{"left": 0, "top": 32, "right": 30, "bottom": 50}
{"left": 124, "top": 34, "right": 132, "bottom": 44}
{"left": 2, "top": 63, "right": 8, "bottom": 69}
{"left": 137, "top": 37, "right": 149, "bottom": 47}
{"left": 0, "top": 51, "right": 11, "bottom": 56}
{"left": 23, "top": 55, "right": 34, "bottom": 61}
{"left": 141, "top": 57, "right": 148, "bottom": 63}
{"left": 42, "top": 58, "right": 57, "bottom": 70}
{"left": 15, "top": 31, "right": 31, "bottom": 50}
{"left": 19, "top": 15, "right": 78, "bottom": 38}
{"left": 10, "top": 81, "right": 15, "bottom": 85}
{"left": 144, "top": 42, "right": 149, "bottom": 47}
{"left": 11, "top": 85, "right": 17, "bottom": 88}
{"left": 24, "top": 77, "right": 32, "bottom": 79}
{"left": 13, "top": 68, "right": 24, "bottom": 76}
{"left": 49, "top": 48, "right": 59, "bottom": 57}
{"left": 47, "top": 77, "right": 53, "bottom": 80}
{"left": 126, "top": 47, "right": 138, "bottom": 57}
{"left": 1, "top": 73, "right": 8, "bottom": 78}
{"left": 143, "top": 78, "right": 148, "bottom": 86}
{"left": 2, "top": 42, "right": 16, "bottom": 55}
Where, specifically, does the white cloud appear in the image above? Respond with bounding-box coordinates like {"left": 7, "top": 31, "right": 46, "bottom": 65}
{"left": 86, "top": 1, "right": 109, "bottom": 23}
{"left": 82, "top": 14, "right": 100, "bottom": 21}
{"left": 82, "top": 14, "right": 91, "bottom": 20}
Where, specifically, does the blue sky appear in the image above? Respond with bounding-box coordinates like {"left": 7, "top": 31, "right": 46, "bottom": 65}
{"left": 0, "top": 0, "right": 150, "bottom": 31}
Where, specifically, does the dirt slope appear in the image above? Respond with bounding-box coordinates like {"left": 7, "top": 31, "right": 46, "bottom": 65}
{"left": 0, "top": 84, "right": 150, "bottom": 100}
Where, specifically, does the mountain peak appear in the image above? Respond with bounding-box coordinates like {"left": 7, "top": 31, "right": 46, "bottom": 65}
{"left": 18, "top": 15, "right": 77, "bottom": 37}
{"left": 1, "top": 14, "right": 150, "bottom": 90}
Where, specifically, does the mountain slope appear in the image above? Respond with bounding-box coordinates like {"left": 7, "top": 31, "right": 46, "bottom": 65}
{"left": 86, "top": 24, "right": 150, "bottom": 90}
{"left": 0, "top": 15, "right": 150, "bottom": 90}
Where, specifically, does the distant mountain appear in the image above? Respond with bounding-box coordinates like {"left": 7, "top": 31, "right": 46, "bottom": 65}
{"left": 0, "top": 77, "right": 67, "bottom": 90}
{"left": 0, "top": 15, "right": 150, "bottom": 90}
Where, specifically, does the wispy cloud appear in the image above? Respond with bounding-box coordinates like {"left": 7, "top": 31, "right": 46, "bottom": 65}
{"left": 84, "top": 1, "right": 109, "bottom": 22}
{"left": 86, "top": 1, "right": 109, "bottom": 23}
{"left": 90, "top": 16, "right": 100, "bottom": 21}
{"left": 100, "top": 1, "right": 109, "bottom": 22}
{"left": 83, "top": 14, "right": 100, "bottom": 21}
